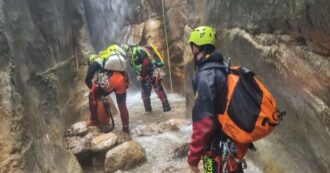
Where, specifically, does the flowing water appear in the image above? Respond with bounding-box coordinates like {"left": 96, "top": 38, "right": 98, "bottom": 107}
{"left": 83, "top": 0, "right": 130, "bottom": 50}
{"left": 83, "top": 92, "right": 262, "bottom": 173}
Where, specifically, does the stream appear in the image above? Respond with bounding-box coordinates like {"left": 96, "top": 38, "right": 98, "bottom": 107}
{"left": 82, "top": 91, "right": 262, "bottom": 173}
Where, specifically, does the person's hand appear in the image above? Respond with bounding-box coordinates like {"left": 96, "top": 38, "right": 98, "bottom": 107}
{"left": 189, "top": 165, "right": 199, "bottom": 173}
{"left": 136, "top": 75, "right": 143, "bottom": 81}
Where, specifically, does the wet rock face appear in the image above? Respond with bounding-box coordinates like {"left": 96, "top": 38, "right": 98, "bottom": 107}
{"left": 84, "top": 0, "right": 188, "bottom": 92}
{"left": 83, "top": 0, "right": 130, "bottom": 51}
{"left": 105, "top": 141, "right": 146, "bottom": 173}
{"left": 190, "top": 0, "right": 330, "bottom": 56}
{"left": 164, "top": 0, "right": 187, "bottom": 92}
{"left": 0, "top": 0, "right": 92, "bottom": 172}
{"left": 187, "top": 0, "right": 330, "bottom": 172}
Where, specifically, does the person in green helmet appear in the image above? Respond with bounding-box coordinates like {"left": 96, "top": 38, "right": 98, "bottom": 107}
{"left": 187, "top": 26, "right": 249, "bottom": 173}
{"left": 129, "top": 45, "right": 171, "bottom": 112}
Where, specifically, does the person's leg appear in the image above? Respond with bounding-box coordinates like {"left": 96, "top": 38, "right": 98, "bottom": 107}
{"left": 141, "top": 80, "right": 152, "bottom": 112}
{"left": 153, "top": 78, "right": 171, "bottom": 112}
{"left": 88, "top": 85, "right": 101, "bottom": 126}
{"left": 116, "top": 92, "right": 129, "bottom": 133}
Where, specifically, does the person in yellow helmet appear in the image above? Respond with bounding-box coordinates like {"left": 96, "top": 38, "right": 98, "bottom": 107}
{"left": 187, "top": 26, "right": 249, "bottom": 173}
{"left": 87, "top": 54, "right": 98, "bottom": 65}
{"left": 85, "top": 46, "right": 130, "bottom": 133}
{"left": 106, "top": 44, "right": 129, "bottom": 57}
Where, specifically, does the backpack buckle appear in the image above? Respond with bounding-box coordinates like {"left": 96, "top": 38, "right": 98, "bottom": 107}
{"left": 279, "top": 111, "right": 286, "bottom": 121}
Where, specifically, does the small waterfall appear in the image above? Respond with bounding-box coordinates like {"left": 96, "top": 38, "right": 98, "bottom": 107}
{"left": 83, "top": 0, "right": 129, "bottom": 51}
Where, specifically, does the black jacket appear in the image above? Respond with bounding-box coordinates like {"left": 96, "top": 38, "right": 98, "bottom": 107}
{"left": 192, "top": 51, "right": 228, "bottom": 122}
{"left": 85, "top": 61, "right": 102, "bottom": 88}
{"left": 188, "top": 51, "right": 228, "bottom": 166}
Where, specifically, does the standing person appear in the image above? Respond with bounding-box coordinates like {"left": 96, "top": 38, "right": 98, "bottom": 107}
{"left": 85, "top": 44, "right": 130, "bottom": 133}
{"left": 129, "top": 45, "right": 171, "bottom": 112}
{"left": 187, "top": 26, "right": 249, "bottom": 173}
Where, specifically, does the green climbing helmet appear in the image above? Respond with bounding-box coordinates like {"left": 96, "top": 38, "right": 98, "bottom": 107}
{"left": 131, "top": 47, "right": 141, "bottom": 62}
{"left": 188, "top": 26, "right": 217, "bottom": 46}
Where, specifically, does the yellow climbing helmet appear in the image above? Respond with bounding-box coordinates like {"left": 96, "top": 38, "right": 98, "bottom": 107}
{"left": 87, "top": 54, "right": 98, "bottom": 65}
{"left": 188, "top": 26, "right": 217, "bottom": 46}
{"left": 106, "top": 44, "right": 126, "bottom": 56}
{"left": 99, "top": 49, "right": 109, "bottom": 58}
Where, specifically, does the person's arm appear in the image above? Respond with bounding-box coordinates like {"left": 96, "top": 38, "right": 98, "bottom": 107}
{"left": 140, "top": 57, "right": 151, "bottom": 79}
{"left": 188, "top": 116, "right": 215, "bottom": 166}
{"left": 85, "top": 62, "right": 102, "bottom": 88}
{"left": 188, "top": 70, "right": 218, "bottom": 167}
{"left": 130, "top": 60, "right": 142, "bottom": 74}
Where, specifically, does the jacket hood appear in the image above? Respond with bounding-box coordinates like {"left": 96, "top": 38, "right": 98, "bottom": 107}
{"left": 197, "top": 51, "right": 224, "bottom": 67}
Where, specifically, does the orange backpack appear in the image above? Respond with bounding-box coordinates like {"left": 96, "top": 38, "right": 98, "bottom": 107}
{"left": 218, "top": 66, "right": 285, "bottom": 144}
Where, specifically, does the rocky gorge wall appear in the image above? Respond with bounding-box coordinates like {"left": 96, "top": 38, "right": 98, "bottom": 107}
{"left": 1, "top": 0, "right": 328, "bottom": 172}
{"left": 0, "top": 0, "right": 188, "bottom": 172}
{"left": 187, "top": 0, "right": 330, "bottom": 172}
{"left": 0, "top": 0, "right": 93, "bottom": 172}
{"left": 83, "top": 0, "right": 187, "bottom": 92}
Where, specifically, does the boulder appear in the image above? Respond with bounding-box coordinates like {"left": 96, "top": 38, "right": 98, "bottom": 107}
{"left": 116, "top": 131, "right": 132, "bottom": 145}
{"left": 90, "top": 133, "right": 118, "bottom": 152}
{"left": 64, "top": 136, "right": 90, "bottom": 161}
{"left": 65, "top": 121, "right": 88, "bottom": 137}
{"left": 105, "top": 141, "right": 146, "bottom": 172}
{"left": 159, "top": 118, "right": 190, "bottom": 132}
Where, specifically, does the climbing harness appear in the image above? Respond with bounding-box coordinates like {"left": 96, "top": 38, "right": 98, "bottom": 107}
{"left": 152, "top": 67, "right": 165, "bottom": 79}
{"left": 220, "top": 139, "right": 247, "bottom": 173}
{"left": 97, "top": 73, "right": 110, "bottom": 89}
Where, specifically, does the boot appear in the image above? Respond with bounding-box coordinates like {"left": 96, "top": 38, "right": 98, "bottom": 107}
{"left": 99, "top": 124, "right": 113, "bottom": 133}
{"left": 162, "top": 100, "right": 171, "bottom": 112}
{"left": 122, "top": 126, "right": 130, "bottom": 134}
{"left": 143, "top": 99, "right": 152, "bottom": 112}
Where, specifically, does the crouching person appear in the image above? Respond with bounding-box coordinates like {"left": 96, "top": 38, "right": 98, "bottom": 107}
{"left": 85, "top": 45, "right": 130, "bottom": 133}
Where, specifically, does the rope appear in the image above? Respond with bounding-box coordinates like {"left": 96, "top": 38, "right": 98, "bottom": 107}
{"left": 161, "top": 0, "right": 173, "bottom": 93}
{"left": 75, "top": 47, "right": 79, "bottom": 70}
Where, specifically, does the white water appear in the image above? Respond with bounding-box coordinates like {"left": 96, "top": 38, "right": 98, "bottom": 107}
{"left": 107, "top": 92, "right": 262, "bottom": 173}
{"left": 83, "top": 0, "right": 129, "bottom": 50}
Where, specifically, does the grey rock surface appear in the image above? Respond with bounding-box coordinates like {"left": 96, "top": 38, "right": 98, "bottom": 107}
{"left": 187, "top": 0, "right": 330, "bottom": 172}
{"left": 0, "top": 0, "right": 93, "bottom": 172}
